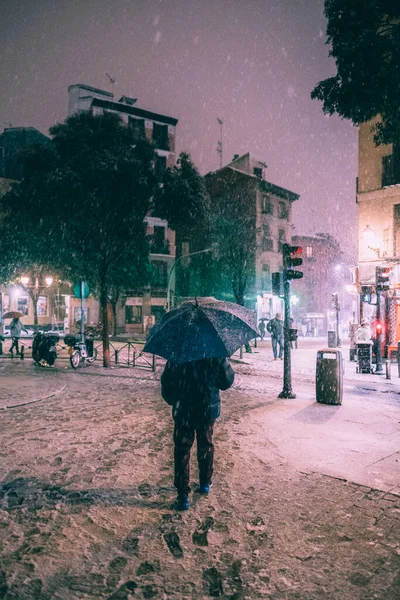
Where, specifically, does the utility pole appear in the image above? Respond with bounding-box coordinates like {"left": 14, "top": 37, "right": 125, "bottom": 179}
{"left": 278, "top": 244, "right": 303, "bottom": 399}
{"left": 216, "top": 117, "right": 223, "bottom": 169}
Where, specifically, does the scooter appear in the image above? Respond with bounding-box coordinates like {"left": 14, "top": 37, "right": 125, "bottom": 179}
{"left": 32, "top": 330, "right": 60, "bottom": 366}
{"left": 64, "top": 332, "right": 98, "bottom": 369}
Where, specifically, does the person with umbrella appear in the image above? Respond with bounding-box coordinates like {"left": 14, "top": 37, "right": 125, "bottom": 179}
{"left": 144, "top": 298, "right": 257, "bottom": 510}
{"left": 161, "top": 356, "right": 234, "bottom": 510}
{"left": 8, "top": 313, "right": 28, "bottom": 355}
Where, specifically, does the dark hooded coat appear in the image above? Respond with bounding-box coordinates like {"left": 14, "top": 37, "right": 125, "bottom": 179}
{"left": 161, "top": 357, "right": 235, "bottom": 423}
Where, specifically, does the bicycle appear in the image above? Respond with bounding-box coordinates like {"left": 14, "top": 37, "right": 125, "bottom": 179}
{"left": 64, "top": 333, "right": 98, "bottom": 369}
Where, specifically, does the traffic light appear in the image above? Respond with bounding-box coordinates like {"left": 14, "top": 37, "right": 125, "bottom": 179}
{"left": 376, "top": 266, "right": 391, "bottom": 292}
{"left": 376, "top": 321, "right": 383, "bottom": 336}
{"left": 332, "top": 292, "right": 340, "bottom": 311}
{"left": 272, "top": 272, "right": 284, "bottom": 297}
{"left": 361, "top": 285, "right": 372, "bottom": 303}
{"left": 282, "top": 244, "right": 303, "bottom": 280}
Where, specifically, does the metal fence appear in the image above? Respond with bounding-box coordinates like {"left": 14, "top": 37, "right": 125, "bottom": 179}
{"left": 0, "top": 337, "right": 156, "bottom": 371}
{"left": 0, "top": 335, "right": 258, "bottom": 367}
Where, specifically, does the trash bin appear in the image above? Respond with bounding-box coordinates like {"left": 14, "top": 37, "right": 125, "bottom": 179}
{"left": 356, "top": 341, "right": 373, "bottom": 374}
{"left": 316, "top": 349, "right": 343, "bottom": 405}
{"left": 327, "top": 330, "right": 337, "bottom": 348}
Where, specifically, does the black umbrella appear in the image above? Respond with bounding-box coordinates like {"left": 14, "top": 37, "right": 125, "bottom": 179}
{"left": 143, "top": 298, "right": 259, "bottom": 364}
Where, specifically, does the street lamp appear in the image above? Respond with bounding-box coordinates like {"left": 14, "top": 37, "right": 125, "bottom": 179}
{"left": 167, "top": 247, "right": 214, "bottom": 311}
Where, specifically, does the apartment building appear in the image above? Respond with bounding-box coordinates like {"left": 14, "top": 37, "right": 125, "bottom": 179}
{"left": 205, "top": 152, "right": 299, "bottom": 320}
{"left": 357, "top": 117, "right": 400, "bottom": 344}
{"left": 67, "top": 84, "right": 179, "bottom": 335}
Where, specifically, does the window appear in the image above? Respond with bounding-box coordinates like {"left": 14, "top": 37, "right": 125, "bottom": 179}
{"left": 153, "top": 123, "right": 169, "bottom": 151}
{"left": 261, "top": 224, "right": 273, "bottom": 251}
{"left": 262, "top": 238, "right": 274, "bottom": 251}
{"left": 306, "top": 245, "right": 313, "bottom": 258}
{"left": 17, "top": 296, "right": 29, "bottom": 315}
{"left": 74, "top": 307, "right": 88, "bottom": 324}
{"left": 155, "top": 155, "right": 167, "bottom": 179}
{"left": 278, "top": 201, "right": 289, "bottom": 220}
{"left": 262, "top": 223, "right": 271, "bottom": 237}
{"left": 129, "top": 117, "right": 145, "bottom": 140}
{"left": 154, "top": 226, "right": 165, "bottom": 246}
{"left": 37, "top": 296, "right": 48, "bottom": 316}
{"left": 261, "top": 264, "right": 271, "bottom": 291}
{"left": 262, "top": 195, "right": 273, "bottom": 215}
{"left": 383, "top": 147, "right": 400, "bottom": 187}
{"left": 278, "top": 229, "right": 286, "bottom": 252}
{"left": 382, "top": 155, "right": 395, "bottom": 187}
{"left": 253, "top": 167, "right": 263, "bottom": 178}
{"left": 125, "top": 305, "right": 142, "bottom": 325}
{"left": 152, "top": 260, "right": 168, "bottom": 286}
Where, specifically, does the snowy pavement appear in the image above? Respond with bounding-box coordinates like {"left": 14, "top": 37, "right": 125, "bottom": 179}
{"left": 0, "top": 339, "right": 399, "bottom": 598}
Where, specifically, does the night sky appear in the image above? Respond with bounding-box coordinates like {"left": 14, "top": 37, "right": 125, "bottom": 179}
{"left": 1, "top": 0, "right": 358, "bottom": 256}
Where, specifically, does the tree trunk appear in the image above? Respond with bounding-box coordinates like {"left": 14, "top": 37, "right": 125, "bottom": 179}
{"left": 111, "top": 301, "right": 117, "bottom": 337}
{"left": 100, "top": 273, "right": 111, "bottom": 368}
{"left": 26, "top": 289, "right": 39, "bottom": 325}
{"left": 32, "top": 297, "right": 38, "bottom": 326}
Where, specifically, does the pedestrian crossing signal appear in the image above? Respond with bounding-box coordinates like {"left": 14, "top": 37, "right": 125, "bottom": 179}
{"left": 376, "top": 267, "right": 391, "bottom": 292}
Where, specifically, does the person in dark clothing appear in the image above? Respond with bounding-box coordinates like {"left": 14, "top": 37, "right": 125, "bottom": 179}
{"left": 161, "top": 357, "right": 235, "bottom": 511}
{"left": 267, "top": 313, "right": 284, "bottom": 360}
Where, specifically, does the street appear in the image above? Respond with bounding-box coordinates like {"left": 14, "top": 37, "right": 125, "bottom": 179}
{"left": 0, "top": 338, "right": 399, "bottom": 599}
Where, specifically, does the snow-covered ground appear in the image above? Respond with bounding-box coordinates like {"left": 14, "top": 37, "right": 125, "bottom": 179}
{"left": 0, "top": 340, "right": 399, "bottom": 599}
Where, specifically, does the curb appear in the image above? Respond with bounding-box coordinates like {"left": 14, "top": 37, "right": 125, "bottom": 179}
{"left": 0, "top": 383, "right": 67, "bottom": 410}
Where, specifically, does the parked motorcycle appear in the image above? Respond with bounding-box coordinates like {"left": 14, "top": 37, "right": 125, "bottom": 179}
{"left": 32, "top": 330, "right": 60, "bottom": 366}
{"left": 64, "top": 332, "right": 98, "bottom": 369}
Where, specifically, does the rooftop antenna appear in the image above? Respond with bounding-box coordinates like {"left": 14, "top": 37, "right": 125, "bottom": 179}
{"left": 216, "top": 117, "right": 223, "bottom": 169}
{"left": 105, "top": 73, "right": 115, "bottom": 97}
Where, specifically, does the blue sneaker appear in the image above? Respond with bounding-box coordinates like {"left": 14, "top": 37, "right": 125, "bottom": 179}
{"left": 199, "top": 483, "right": 211, "bottom": 494}
{"left": 175, "top": 494, "right": 190, "bottom": 511}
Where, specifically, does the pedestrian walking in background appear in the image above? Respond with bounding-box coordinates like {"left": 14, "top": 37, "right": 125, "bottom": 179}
{"left": 9, "top": 317, "right": 28, "bottom": 355}
{"left": 267, "top": 313, "right": 284, "bottom": 360}
{"left": 161, "top": 357, "right": 235, "bottom": 511}
{"left": 259, "top": 319, "right": 266, "bottom": 341}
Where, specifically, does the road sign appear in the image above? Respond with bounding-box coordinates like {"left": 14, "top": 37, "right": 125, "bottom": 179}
{"left": 73, "top": 281, "right": 90, "bottom": 299}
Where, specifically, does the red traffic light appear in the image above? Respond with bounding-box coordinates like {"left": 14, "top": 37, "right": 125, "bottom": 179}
{"left": 376, "top": 322, "right": 383, "bottom": 335}
{"left": 283, "top": 244, "right": 303, "bottom": 279}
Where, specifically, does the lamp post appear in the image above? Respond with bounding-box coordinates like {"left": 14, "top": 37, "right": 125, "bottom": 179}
{"left": 167, "top": 248, "right": 213, "bottom": 311}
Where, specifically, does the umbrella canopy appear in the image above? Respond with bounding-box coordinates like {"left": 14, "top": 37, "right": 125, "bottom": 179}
{"left": 143, "top": 298, "right": 259, "bottom": 364}
{"left": 2, "top": 311, "right": 23, "bottom": 319}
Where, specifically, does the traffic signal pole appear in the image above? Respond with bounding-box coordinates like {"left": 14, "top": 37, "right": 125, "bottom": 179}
{"left": 278, "top": 244, "right": 303, "bottom": 399}
{"left": 279, "top": 279, "right": 295, "bottom": 399}
{"left": 375, "top": 289, "right": 383, "bottom": 374}
{"left": 375, "top": 266, "right": 391, "bottom": 375}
